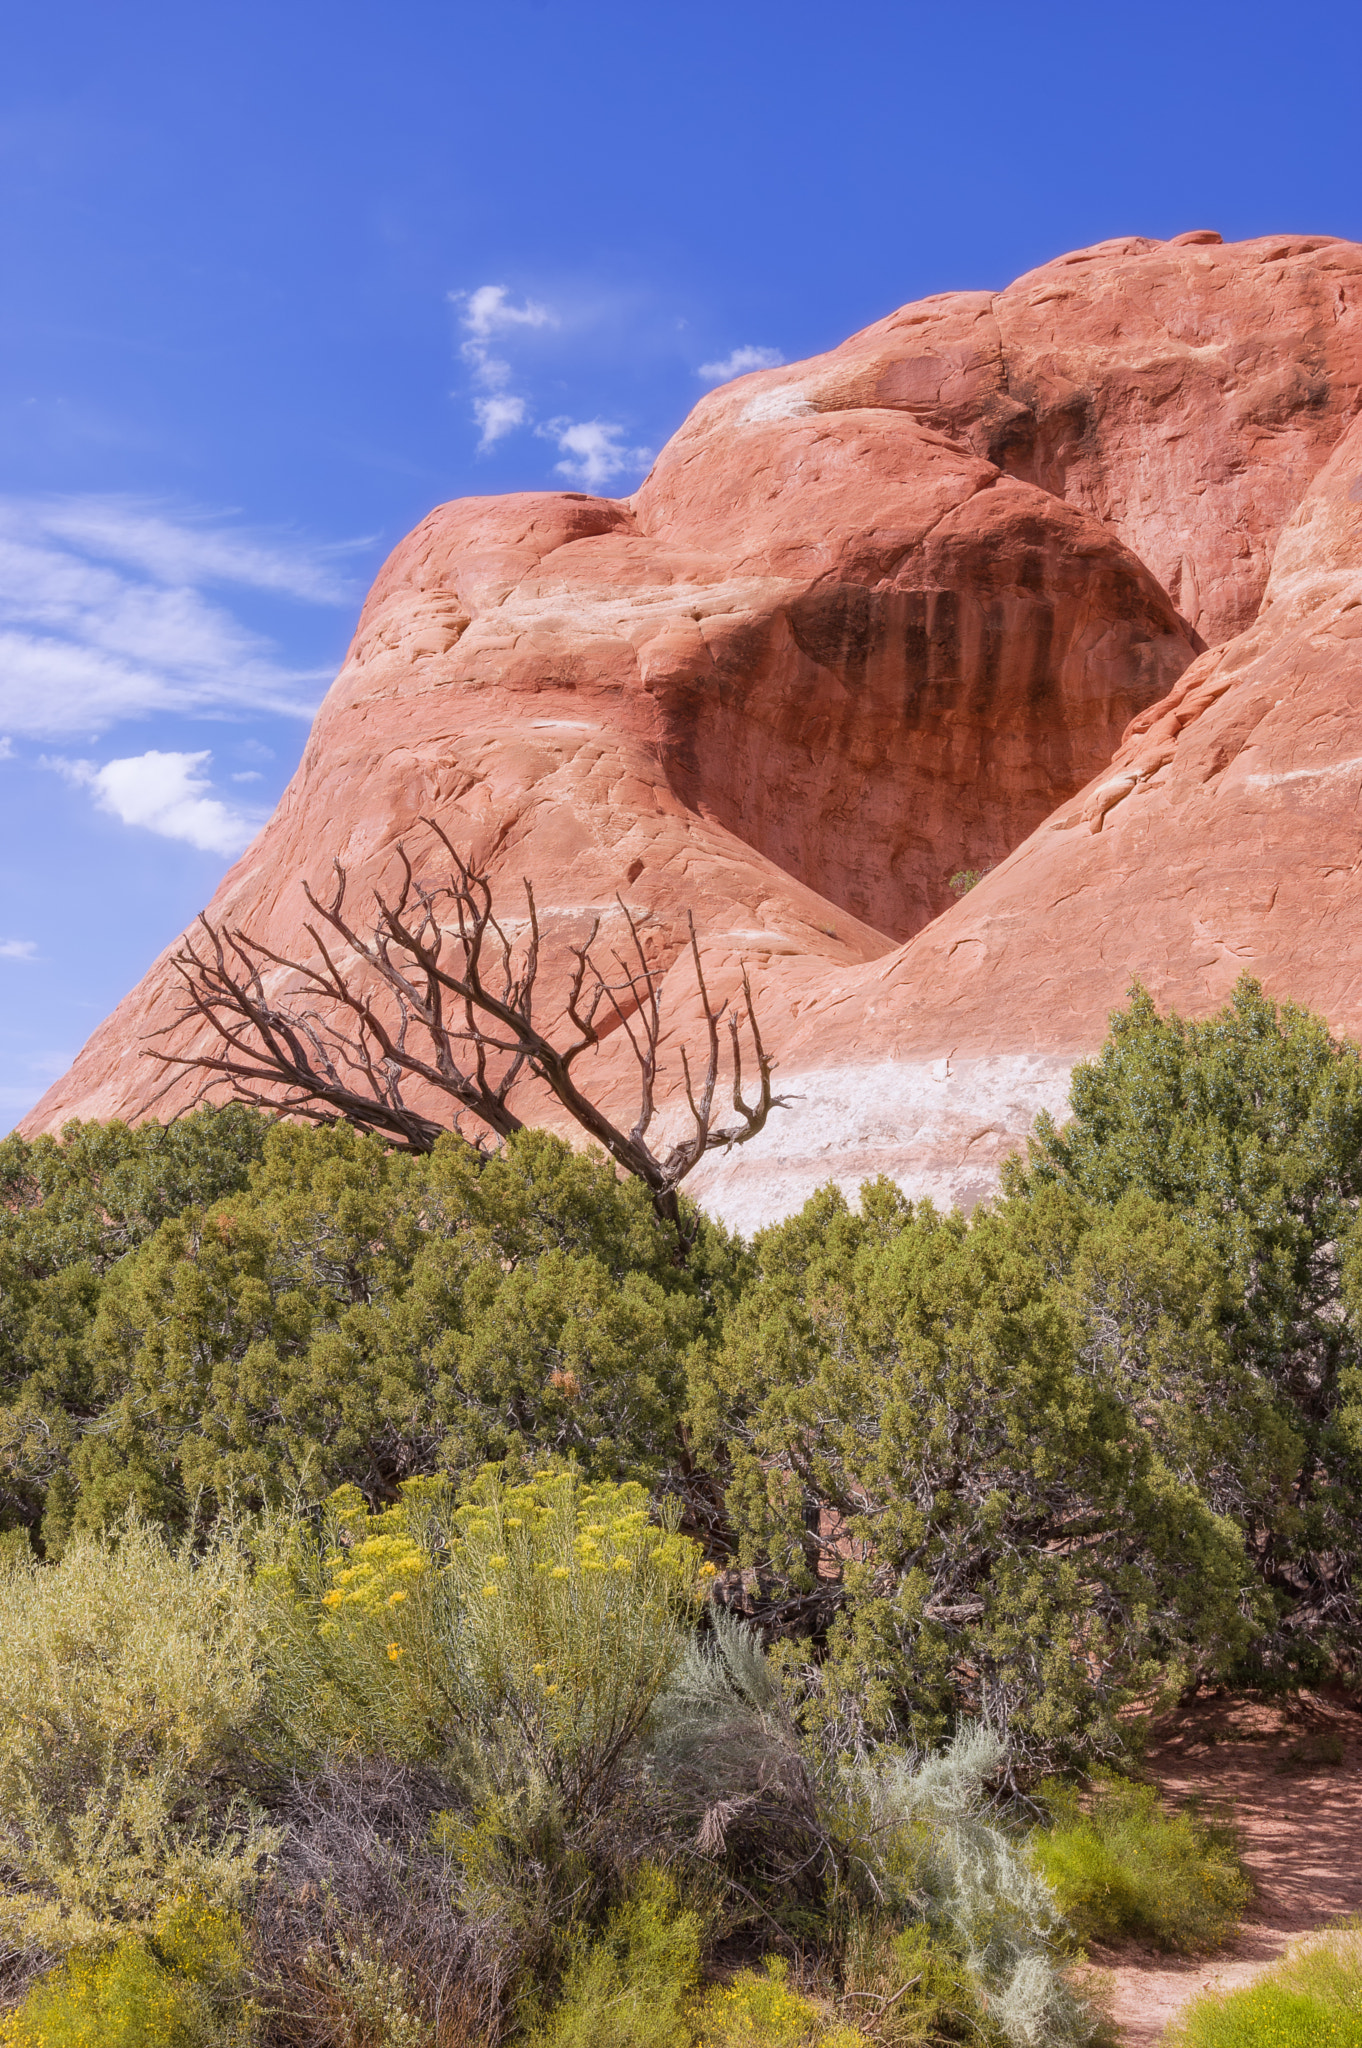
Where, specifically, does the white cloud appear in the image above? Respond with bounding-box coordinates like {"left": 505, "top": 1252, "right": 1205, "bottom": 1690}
{"left": 45, "top": 749, "right": 261, "bottom": 856}
{"left": 231, "top": 769, "right": 263, "bottom": 783}
{"left": 474, "top": 354, "right": 513, "bottom": 391}
{"left": 0, "top": 737, "right": 12, "bottom": 760}
{"left": 27, "top": 499, "right": 365, "bottom": 604}
{"left": 457, "top": 285, "right": 556, "bottom": 343}
{"left": 0, "top": 501, "right": 346, "bottom": 737}
{"left": 474, "top": 394, "right": 528, "bottom": 451}
{"left": 449, "top": 283, "right": 659, "bottom": 482}
{"left": 538, "top": 418, "right": 654, "bottom": 491}
{"left": 0, "top": 940, "right": 37, "bottom": 961}
{"left": 454, "top": 285, "right": 557, "bottom": 397}
{"left": 698, "top": 345, "right": 786, "bottom": 385}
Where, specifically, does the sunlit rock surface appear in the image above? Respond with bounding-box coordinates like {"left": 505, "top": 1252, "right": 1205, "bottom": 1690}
{"left": 26, "top": 232, "right": 1362, "bottom": 1230}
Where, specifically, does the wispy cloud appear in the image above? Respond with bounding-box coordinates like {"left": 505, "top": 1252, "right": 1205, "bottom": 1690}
{"left": 459, "top": 284, "right": 556, "bottom": 344}
{"left": 538, "top": 418, "right": 654, "bottom": 491}
{"left": 0, "top": 737, "right": 12, "bottom": 760}
{"left": 29, "top": 499, "right": 366, "bottom": 604}
{"left": 44, "top": 749, "right": 262, "bottom": 856}
{"left": 449, "top": 281, "right": 660, "bottom": 485}
{"left": 0, "top": 940, "right": 37, "bottom": 962}
{"left": 453, "top": 284, "right": 557, "bottom": 398}
{"left": 0, "top": 499, "right": 351, "bottom": 737}
{"left": 474, "top": 394, "right": 528, "bottom": 451}
{"left": 698, "top": 345, "right": 786, "bottom": 385}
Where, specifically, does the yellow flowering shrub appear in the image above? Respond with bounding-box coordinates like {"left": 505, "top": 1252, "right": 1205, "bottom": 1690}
{"left": 256, "top": 1467, "right": 706, "bottom": 1811}
{"left": 0, "top": 1894, "right": 250, "bottom": 2048}
{"left": 690, "top": 1959, "right": 869, "bottom": 2048}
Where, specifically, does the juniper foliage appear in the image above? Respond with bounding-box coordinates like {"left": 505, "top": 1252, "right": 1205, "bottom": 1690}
{"left": 1024, "top": 974, "right": 1362, "bottom": 1666}
{"left": 1, "top": 1121, "right": 735, "bottom": 1550}
{"left": 690, "top": 1177, "right": 1252, "bottom": 1763}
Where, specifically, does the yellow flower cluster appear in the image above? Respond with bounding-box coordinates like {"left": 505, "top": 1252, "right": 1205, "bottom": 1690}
{"left": 327, "top": 1534, "right": 428, "bottom": 1617}
{"left": 295, "top": 1470, "right": 707, "bottom": 1717}
{"left": 688, "top": 1958, "right": 871, "bottom": 2047}
{"left": 442, "top": 1471, "right": 702, "bottom": 1599}
{"left": 0, "top": 1894, "right": 247, "bottom": 2047}
{"left": 308, "top": 1484, "right": 435, "bottom": 1627}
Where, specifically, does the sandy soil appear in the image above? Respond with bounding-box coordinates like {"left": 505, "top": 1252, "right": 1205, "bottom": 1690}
{"left": 1085, "top": 1688, "right": 1362, "bottom": 2045}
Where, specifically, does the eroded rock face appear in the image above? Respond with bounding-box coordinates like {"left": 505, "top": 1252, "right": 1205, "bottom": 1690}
{"left": 669, "top": 230, "right": 1362, "bottom": 648}
{"left": 23, "top": 232, "right": 1362, "bottom": 1232}
{"left": 688, "top": 404, "right": 1362, "bottom": 1230}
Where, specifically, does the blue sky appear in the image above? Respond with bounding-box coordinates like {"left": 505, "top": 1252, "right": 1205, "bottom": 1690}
{"left": 3, "top": 0, "right": 1360, "bottom": 1127}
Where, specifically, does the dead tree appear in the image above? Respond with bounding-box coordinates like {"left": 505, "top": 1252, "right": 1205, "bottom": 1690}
{"left": 145, "top": 820, "right": 788, "bottom": 1247}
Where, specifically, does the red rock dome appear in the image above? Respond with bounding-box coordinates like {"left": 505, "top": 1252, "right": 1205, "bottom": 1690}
{"left": 24, "top": 232, "right": 1362, "bottom": 1229}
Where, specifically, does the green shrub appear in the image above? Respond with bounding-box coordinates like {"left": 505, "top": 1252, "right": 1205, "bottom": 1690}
{"left": 1030, "top": 1772, "right": 1249, "bottom": 1954}
{"left": 835, "top": 1918, "right": 990, "bottom": 2048}
{"left": 0, "top": 1520, "right": 275, "bottom": 1958}
{"left": 68, "top": 1122, "right": 722, "bottom": 1536}
{"left": 257, "top": 1467, "right": 705, "bottom": 1813}
{"left": 693, "top": 1173, "right": 1253, "bottom": 1767}
{"left": 0, "top": 1107, "right": 268, "bottom": 1552}
{"left": 2, "top": 1116, "right": 734, "bottom": 1552}
{"left": 533, "top": 1865, "right": 706, "bottom": 2048}
{"left": 1027, "top": 974, "right": 1362, "bottom": 1672}
{"left": 836, "top": 1726, "right": 1085, "bottom": 2045}
{"left": 653, "top": 1634, "right": 1087, "bottom": 2048}
{"left": 1168, "top": 1924, "right": 1362, "bottom": 2046}
{"left": 0, "top": 1895, "right": 250, "bottom": 2048}
{"left": 0, "top": 1106, "right": 269, "bottom": 1280}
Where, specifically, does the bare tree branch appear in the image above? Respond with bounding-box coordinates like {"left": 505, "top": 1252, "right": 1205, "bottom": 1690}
{"left": 145, "top": 823, "right": 790, "bottom": 1248}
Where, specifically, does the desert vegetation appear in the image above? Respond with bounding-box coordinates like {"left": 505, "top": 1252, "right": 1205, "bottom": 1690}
{"left": 1, "top": 974, "right": 1359, "bottom": 2044}
{"left": 1167, "top": 1924, "right": 1362, "bottom": 2046}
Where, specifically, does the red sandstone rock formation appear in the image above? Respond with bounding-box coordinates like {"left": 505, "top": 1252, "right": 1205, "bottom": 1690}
{"left": 22, "top": 232, "right": 1362, "bottom": 1230}
{"left": 680, "top": 228, "right": 1361, "bottom": 648}
{"left": 691, "top": 403, "right": 1362, "bottom": 1229}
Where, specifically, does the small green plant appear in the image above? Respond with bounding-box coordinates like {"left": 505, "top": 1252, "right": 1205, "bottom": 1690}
{"left": 1168, "top": 1923, "right": 1362, "bottom": 2046}
{"left": 292, "top": 1940, "right": 432, "bottom": 2048}
{"left": 0, "top": 1894, "right": 251, "bottom": 2048}
{"left": 1030, "top": 1771, "right": 1250, "bottom": 1954}
{"left": 947, "top": 868, "right": 990, "bottom": 897}
{"left": 533, "top": 1865, "right": 706, "bottom": 2048}
{"left": 1278, "top": 1730, "right": 1346, "bottom": 1771}
{"left": 834, "top": 1918, "right": 987, "bottom": 2047}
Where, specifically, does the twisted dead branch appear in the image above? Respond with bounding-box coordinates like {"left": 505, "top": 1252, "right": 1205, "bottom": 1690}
{"left": 145, "top": 819, "right": 788, "bottom": 1246}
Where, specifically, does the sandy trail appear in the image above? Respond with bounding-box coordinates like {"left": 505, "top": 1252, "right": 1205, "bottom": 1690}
{"left": 1090, "top": 1689, "right": 1362, "bottom": 2045}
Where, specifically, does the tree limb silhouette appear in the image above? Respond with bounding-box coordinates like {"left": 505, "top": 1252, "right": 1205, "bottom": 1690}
{"left": 145, "top": 820, "right": 788, "bottom": 1243}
